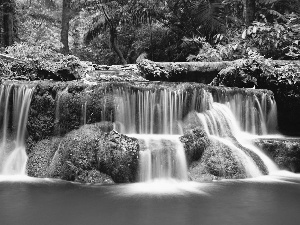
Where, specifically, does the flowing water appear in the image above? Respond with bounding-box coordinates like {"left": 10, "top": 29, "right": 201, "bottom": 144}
{"left": 115, "top": 86, "right": 278, "bottom": 180}
{"left": 0, "top": 84, "right": 34, "bottom": 175}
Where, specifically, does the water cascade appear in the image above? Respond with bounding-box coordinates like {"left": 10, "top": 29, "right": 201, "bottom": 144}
{"left": 0, "top": 83, "right": 34, "bottom": 175}
{"left": 114, "top": 85, "right": 278, "bottom": 180}
{"left": 132, "top": 134, "right": 188, "bottom": 182}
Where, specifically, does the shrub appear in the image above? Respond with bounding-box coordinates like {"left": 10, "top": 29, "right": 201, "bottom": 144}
{"left": 213, "top": 51, "right": 300, "bottom": 96}
{"left": 4, "top": 43, "right": 94, "bottom": 80}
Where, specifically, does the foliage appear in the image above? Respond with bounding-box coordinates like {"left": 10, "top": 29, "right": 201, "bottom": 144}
{"left": 159, "top": 0, "right": 226, "bottom": 40}
{"left": 16, "top": 0, "right": 62, "bottom": 50}
{"left": 3, "top": 43, "right": 94, "bottom": 80}
{"left": 186, "top": 13, "right": 300, "bottom": 63}
{"left": 137, "top": 59, "right": 187, "bottom": 80}
{"left": 240, "top": 14, "right": 300, "bottom": 59}
{"left": 213, "top": 51, "right": 300, "bottom": 96}
{"left": 0, "top": 59, "right": 12, "bottom": 79}
{"left": 186, "top": 36, "right": 223, "bottom": 62}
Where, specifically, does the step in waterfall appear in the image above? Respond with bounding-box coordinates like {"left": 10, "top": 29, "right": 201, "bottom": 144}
{"left": 0, "top": 83, "right": 34, "bottom": 175}
{"left": 114, "top": 86, "right": 279, "bottom": 181}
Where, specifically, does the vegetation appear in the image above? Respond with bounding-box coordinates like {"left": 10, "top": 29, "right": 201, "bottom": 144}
{"left": 0, "top": 0, "right": 298, "bottom": 69}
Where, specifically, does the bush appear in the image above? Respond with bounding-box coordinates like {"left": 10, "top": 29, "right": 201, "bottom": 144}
{"left": 240, "top": 16, "right": 300, "bottom": 60}
{"left": 137, "top": 59, "right": 187, "bottom": 81}
{"left": 3, "top": 43, "right": 94, "bottom": 81}
{"left": 186, "top": 14, "right": 300, "bottom": 62}
{"left": 213, "top": 51, "right": 300, "bottom": 96}
{"left": 0, "top": 60, "right": 12, "bottom": 79}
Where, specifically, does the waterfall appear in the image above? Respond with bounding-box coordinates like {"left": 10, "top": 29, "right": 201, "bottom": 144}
{"left": 0, "top": 84, "right": 34, "bottom": 175}
{"left": 197, "top": 102, "right": 278, "bottom": 176}
{"left": 115, "top": 85, "right": 278, "bottom": 181}
{"left": 133, "top": 134, "right": 188, "bottom": 182}
{"left": 115, "top": 86, "right": 189, "bottom": 182}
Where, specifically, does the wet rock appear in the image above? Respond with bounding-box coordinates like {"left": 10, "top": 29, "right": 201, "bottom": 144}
{"left": 97, "top": 130, "right": 140, "bottom": 183}
{"left": 180, "top": 127, "right": 210, "bottom": 165}
{"left": 184, "top": 135, "right": 248, "bottom": 180}
{"left": 254, "top": 138, "right": 300, "bottom": 172}
{"left": 182, "top": 111, "right": 203, "bottom": 132}
{"left": 26, "top": 138, "right": 61, "bottom": 177}
{"left": 27, "top": 123, "right": 139, "bottom": 184}
{"left": 200, "top": 140, "right": 247, "bottom": 179}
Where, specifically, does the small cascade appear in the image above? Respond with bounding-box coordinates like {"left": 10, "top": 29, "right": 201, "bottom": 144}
{"left": 212, "top": 91, "right": 278, "bottom": 135}
{"left": 114, "top": 88, "right": 185, "bottom": 134}
{"left": 134, "top": 135, "right": 188, "bottom": 182}
{"left": 197, "top": 101, "right": 278, "bottom": 176}
{"left": 0, "top": 84, "right": 34, "bottom": 175}
{"left": 81, "top": 101, "right": 87, "bottom": 125}
{"left": 54, "top": 87, "right": 68, "bottom": 136}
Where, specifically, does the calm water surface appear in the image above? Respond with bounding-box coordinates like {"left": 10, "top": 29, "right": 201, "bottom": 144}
{"left": 0, "top": 172, "right": 300, "bottom": 225}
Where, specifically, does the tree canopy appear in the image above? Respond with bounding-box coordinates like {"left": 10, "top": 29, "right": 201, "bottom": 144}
{"left": 0, "top": 0, "right": 300, "bottom": 64}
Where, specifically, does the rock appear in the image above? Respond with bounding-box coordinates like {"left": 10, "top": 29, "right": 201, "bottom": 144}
{"left": 182, "top": 111, "right": 203, "bottom": 132}
{"left": 254, "top": 138, "right": 300, "bottom": 172}
{"left": 76, "top": 170, "right": 114, "bottom": 184}
{"left": 27, "top": 123, "right": 139, "bottom": 184}
{"left": 199, "top": 140, "right": 247, "bottom": 179}
{"left": 180, "top": 126, "right": 248, "bottom": 180}
{"left": 97, "top": 130, "right": 140, "bottom": 183}
{"left": 26, "top": 138, "right": 61, "bottom": 177}
{"left": 180, "top": 127, "right": 210, "bottom": 165}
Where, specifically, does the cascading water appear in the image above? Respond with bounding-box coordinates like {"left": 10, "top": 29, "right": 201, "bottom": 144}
{"left": 0, "top": 83, "right": 34, "bottom": 175}
{"left": 132, "top": 134, "right": 188, "bottom": 182}
{"left": 115, "top": 87, "right": 189, "bottom": 182}
{"left": 115, "top": 85, "right": 279, "bottom": 181}
{"left": 197, "top": 101, "right": 278, "bottom": 177}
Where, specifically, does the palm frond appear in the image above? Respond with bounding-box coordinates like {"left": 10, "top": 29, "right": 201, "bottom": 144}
{"left": 194, "top": 0, "right": 226, "bottom": 37}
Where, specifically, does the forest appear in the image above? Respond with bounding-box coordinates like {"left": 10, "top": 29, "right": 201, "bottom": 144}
{"left": 0, "top": 0, "right": 299, "bottom": 64}
{"left": 0, "top": 0, "right": 300, "bottom": 94}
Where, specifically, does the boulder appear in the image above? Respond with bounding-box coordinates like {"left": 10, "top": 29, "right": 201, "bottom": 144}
{"left": 188, "top": 140, "right": 247, "bottom": 181}
{"left": 27, "top": 123, "right": 139, "bottom": 184}
{"left": 180, "top": 127, "right": 210, "bottom": 165}
{"left": 254, "top": 138, "right": 300, "bottom": 172}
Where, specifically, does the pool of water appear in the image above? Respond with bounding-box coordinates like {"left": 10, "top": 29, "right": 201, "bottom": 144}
{"left": 1, "top": 171, "right": 300, "bottom": 225}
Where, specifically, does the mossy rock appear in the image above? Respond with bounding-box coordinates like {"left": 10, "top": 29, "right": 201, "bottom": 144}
{"left": 254, "top": 138, "right": 300, "bottom": 172}
{"left": 180, "top": 127, "right": 210, "bottom": 165}
{"left": 27, "top": 122, "right": 139, "bottom": 184}
{"left": 26, "top": 137, "right": 61, "bottom": 177}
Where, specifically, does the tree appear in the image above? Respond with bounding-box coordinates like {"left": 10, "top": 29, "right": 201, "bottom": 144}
{"left": 84, "top": 0, "right": 157, "bottom": 64}
{"left": 243, "top": 0, "right": 256, "bottom": 25}
{"left": 0, "top": 0, "right": 17, "bottom": 47}
{"left": 61, "top": 0, "right": 71, "bottom": 54}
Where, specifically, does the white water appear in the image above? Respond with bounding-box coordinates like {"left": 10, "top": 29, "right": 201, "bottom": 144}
{"left": 115, "top": 87, "right": 279, "bottom": 181}
{"left": 197, "top": 101, "right": 278, "bottom": 177}
{"left": 0, "top": 84, "right": 34, "bottom": 175}
{"left": 130, "top": 134, "right": 188, "bottom": 182}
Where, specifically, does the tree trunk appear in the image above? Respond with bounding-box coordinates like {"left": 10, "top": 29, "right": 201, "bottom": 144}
{"left": 61, "top": 0, "right": 71, "bottom": 54}
{"left": 243, "top": 0, "right": 256, "bottom": 25}
{"left": 1, "top": 0, "right": 15, "bottom": 47}
{"left": 109, "top": 27, "right": 127, "bottom": 65}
